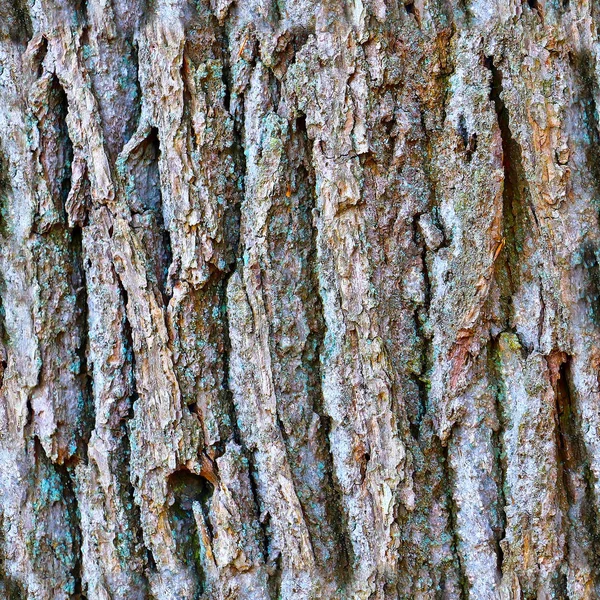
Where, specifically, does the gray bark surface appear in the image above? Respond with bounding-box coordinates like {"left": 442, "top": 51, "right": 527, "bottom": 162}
{"left": 1, "top": 0, "right": 600, "bottom": 598}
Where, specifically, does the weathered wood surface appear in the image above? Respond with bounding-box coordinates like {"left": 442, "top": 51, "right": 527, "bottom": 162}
{"left": 1, "top": 0, "right": 600, "bottom": 597}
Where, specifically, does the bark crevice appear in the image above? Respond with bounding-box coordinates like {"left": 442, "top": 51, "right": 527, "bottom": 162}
{"left": 486, "top": 55, "right": 534, "bottom": 339}
{"left": 118, "top": 278, "right": 151, "bottom": 581}
{"left": 551, "top": 353, "right": 600, "bottom": 582}
{"left": 166, "top": 468, "right": 215, "bottom": 592}
{"left": 442, "top": 439, "right": 469, "bottom": 599}
{"left": 487, "top": 336, "right": 508, "bottom": 577}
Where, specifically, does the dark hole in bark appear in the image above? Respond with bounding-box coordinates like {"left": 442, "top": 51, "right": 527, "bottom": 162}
{"left": 403, "top": 0, "right": 421, "bottom": 24}
{"left": 146, "top": 547, "right": 157, "bottom": 572}
{"left": 167, "top": 468, "right": 214, "bottom": 586}
{"left": 467, "top": 133, "right": 477, "bottom": 161}
{"left": 267, "top": 549, "right": 283, "bottom": 599}
{"left": 34, "top": 36, "right": 48, "bottom": 77}
{"left": 555, "top": 356, "right": 574, "bottom": 467}
{"left": 130, "top": 127, "right": 173, "bottom": 302}
{"left": 457, "top": 114, "right": 477, "bottom": 161}
{"left": 71, "top": 224, "right": 94, "bottom": 452}
{"left": 496, "top": 537, "right": 504, "bottom": 574}
{"left": 296, "top": 114, "right": 307, "bottom": 135}
{"left": 457, "top": 114, "right": 469, "bottom": 145}
{"left": 409, "top": 422, "right": 420, "bottom": 440}
{"left": 222, "top": 61, "right": 232, "bottom": 113}
{"left": 384, "top": 117, "right": 395, "bottom": 136}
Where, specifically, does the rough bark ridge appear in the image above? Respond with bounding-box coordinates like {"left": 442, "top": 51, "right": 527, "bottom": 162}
{"left": 1, "top": 0, "right": 600, "bottom": 598}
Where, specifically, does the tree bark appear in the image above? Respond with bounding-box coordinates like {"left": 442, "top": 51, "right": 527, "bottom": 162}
{"left": 1, "top": 0, "right": 600, "bottom": 598}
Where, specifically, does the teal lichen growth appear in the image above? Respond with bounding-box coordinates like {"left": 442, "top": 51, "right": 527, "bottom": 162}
{"left": 28, "top": 454, "right": 80, "bottom": 591}
{"left": 81, "top": 44, "right": 92, "bottom": 60}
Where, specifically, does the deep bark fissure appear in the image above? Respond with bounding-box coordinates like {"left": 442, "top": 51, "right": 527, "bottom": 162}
{"left": 56, "top": 461, "right": 86, "bottom": 600}
{"left": 33, "top": 72, "right": 95, "bottom": 463}
{"left": 411, "top": 106, "right": 445, "bottom": 440}
{"left": 148, "top": 126, "right": 173, "bottom": 304}
{"left": 218, "top": 76, "right": 271, "bottom": 572}
{"left": 265, "top": 113, "right": 352, "bottom": 581}
{"left": 552, "top": 355, "right": 600, "bottom": 580}
{"left": 71, "top": 224, "right": 94, "bottom": 459}
{"left": 118, "top": 279, "right": 151, "bottom": 578}
{"left": 410, "top": 211, "right": 433, "bottom": 440}
{"left": 486, "top": 56, "right": 534, "bottom": 334}
{"left": 219, "top": 81, "right": 246, "bottom": 452}
{"left": 457, "top": 113, "right": 478, "bottom": 162}
{"left": 126, "top": 39, "right": 142, "bottom": 152}
{"left": 221, "top": 274, "right": 242, "bottom": 448}
{"left": 32, "top": 35, "right": 48, "bottom": 78}
{"left": 244, "top": 450, "right": 270, "bottom": 567}
{"left": 554, "top": 354, "right": 575, "bottom": 507}
{"left": 487, "top": 336, "right": 508, "bottom": 576}
{"left": 78, "top": 0, "right": 141, "bottom": 161}
{"left": 31, "top": 437, "right": 86, "bottom": 600}
{"left": 442, "top": 440, "right": 469, "bottom": 600}
{"left": 303, "top": 177, "right": 353, "bottom": 581}
{"left": 0, "top": 272, "right": 6, "bottom": 394}
{"left": 267, "top": 540, "right": 283, "bottom": 600}
{"left": 38, "top": 73, "right": 74, "bottom": 225}
{"left": 581, "top": 243, "right": 600, "bottom": 328}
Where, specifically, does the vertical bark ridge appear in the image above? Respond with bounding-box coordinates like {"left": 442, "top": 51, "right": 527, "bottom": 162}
{"left": 395, "top": 66, "right": 464, "bottom": 594}
{"left": 227, "top": 60, "right": 326, "bottom": 597}
{"left": 299, "top": 114, "right": 353, "bottom": 581}
{"left": 0, "top": 28, "right": 48, "bottom": 597}
{"left": 442, "top": 441, "right": 469, "bottom": 600}
{"left": 30, "top": 71, "right": 91, "bottom": 464}
{"left": 75, "top": 222, "right": 149, "bottom": 599}
{"left": 495, "top": 334, "right": 567, "bottom": 596}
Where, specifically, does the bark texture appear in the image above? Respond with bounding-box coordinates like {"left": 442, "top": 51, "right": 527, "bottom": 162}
{"left": 1, "top": 0, "right": 600, "bottom": 598}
